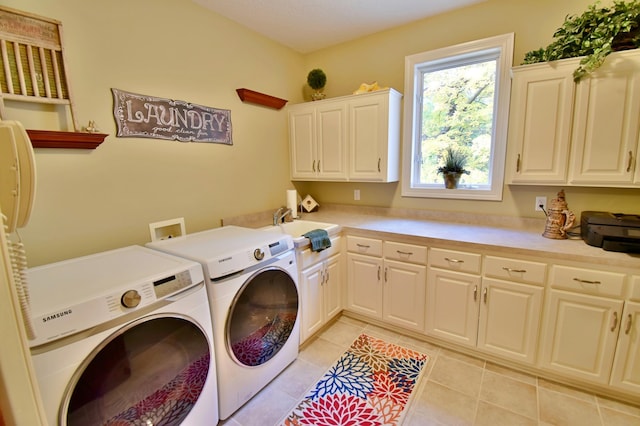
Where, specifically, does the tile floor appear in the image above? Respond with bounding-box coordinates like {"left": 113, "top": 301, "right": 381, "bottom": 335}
{"left": 220, "top": 316, "right": 640, "bottom": 426}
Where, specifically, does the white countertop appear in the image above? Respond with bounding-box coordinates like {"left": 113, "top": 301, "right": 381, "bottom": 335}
{"left": 293, "top": 208, "right": 640, "bottom": 270}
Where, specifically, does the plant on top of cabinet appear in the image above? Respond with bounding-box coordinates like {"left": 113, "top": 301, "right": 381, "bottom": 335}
{"left": 307, "top": 68, "right": 327, "bottom": 101}
{"left": 522, "top": 0, "right": 640, "bottom": 81}
{"left": 437, "top": 146, "right": 470, "bottom": 189}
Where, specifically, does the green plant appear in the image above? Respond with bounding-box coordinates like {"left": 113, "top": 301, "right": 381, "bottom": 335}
{"left": 522, "top": 0, "right": 640, "bottom": 81}
{"left": 437, "top": 147, "right": 470, "bottom": 175}
{"left": 307, "top": 68, "right": 327, "bottom": 90}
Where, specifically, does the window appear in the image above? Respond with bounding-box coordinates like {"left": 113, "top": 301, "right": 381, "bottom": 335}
{"left": 402, "top": 34, "right": 514, "bottom": 200}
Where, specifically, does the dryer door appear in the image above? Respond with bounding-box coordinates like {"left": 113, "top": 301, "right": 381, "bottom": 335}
{"left": 226, "top": 267, "right": 299, "bottom": 367}
{"left": 61, "top": 315, "right": 211, "bottom": 426}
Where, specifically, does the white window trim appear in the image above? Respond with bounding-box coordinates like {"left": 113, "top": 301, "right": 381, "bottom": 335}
{"left": 401, "top": 33, "right": 514, "bottom": 201}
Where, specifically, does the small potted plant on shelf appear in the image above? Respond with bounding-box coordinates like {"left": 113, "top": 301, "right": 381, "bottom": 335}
{"left": 307, "top": 68, "right": 327, "bottom": 100}
{"left": 437, "top": 146, "right": 470, "bottom": 189}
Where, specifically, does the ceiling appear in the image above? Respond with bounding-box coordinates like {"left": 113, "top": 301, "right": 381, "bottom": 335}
{"left": 192, "top": 0, "right": 487, "bottom": 53}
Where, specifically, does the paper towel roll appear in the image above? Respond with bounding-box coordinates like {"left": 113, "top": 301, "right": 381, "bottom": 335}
{"left": 287, "top": 190, "right": 298, "bottom": 218}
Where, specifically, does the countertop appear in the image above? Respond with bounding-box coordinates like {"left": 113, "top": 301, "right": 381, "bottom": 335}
{"left": 288, "top": 206, "right": 640, "bottom": 270}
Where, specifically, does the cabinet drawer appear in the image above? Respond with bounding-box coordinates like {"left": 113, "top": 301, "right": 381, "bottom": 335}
{"left": 299, "top": 237, "right": 342, "bottom": 270}
{"left": 429, "top": 248, "right": 481, "bottom": 274}
{"left": 483, "top": 256, "right": 546, "bottom": 286}
{"left": 384, "top": 241, "right": 427, "bottom": 265}
{"left": 550, "top": 265, "right": 626, "bottom": 298}
{"left": 628, "top": 275, "right": 640, "bottom": 301}
{"left": 346, "top": 236, "right": 383, "bottom": 256}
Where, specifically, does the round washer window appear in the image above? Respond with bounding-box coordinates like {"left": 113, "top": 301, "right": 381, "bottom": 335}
{"left": 62, "top": 315, "right": 210, "bottom": 426}
{"left": 226, "top": 267, "right": 298, "bottom": 367}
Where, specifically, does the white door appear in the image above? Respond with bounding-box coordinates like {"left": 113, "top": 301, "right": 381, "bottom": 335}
{"left": 383, "top": 259, "right": 426, "bottom": 332}
{"left": 316, "top": 102, "right": 348, "bottom": 180}
{"left": 539, "top": 289, "right": 623, "bottom": 384}
{"left": 477, "top": 278, "right": 543, "bottom": 364}
{"left": 349, "top": 93, "right": 387, "bottom": 181}
{"left": 610, "top": 301, "right": 640, "bottom": 393}
{"left": 300, "top": 262, "right": 325, "bottom": 342}
{"left": 426, "top": 267, "right": 481, "bottom": 347}
{"left": 324, "top": 253, "right": 343, "bottom": 321}
{"left": 347, "top": 253, "right": 383, "bottom": 318}
{"left": 289, "top": 106, "right": 317, "bottom": 179}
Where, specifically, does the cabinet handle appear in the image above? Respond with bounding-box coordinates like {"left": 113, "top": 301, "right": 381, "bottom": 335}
{"left": 473, "top": 285, "right": 478, "bottom": 301}
{"left": 378, "top": 158, "right": 381, "bottom": 172}
{"left": 377, "top": 266, "right": 381, "bottom": 281}
{"left": 502, "top": 267, "right": 527, "bottom": 273}
{"left": 325, "top": 268, "right": 329, "bottom": 283}
{"left": 356, "top": 243, "right": 371, "bottom": 249}
{"left": 320, "top": 270, "right": 325, "bottom": 285}
{"left": 483, "top": 287, "right": 488, "bottom": 304}
{"left": 611, "top": 311, "right": 619, "bottom": 332}
{"left": 627, "top": 151, "right": 633, "bottom": 173}
{"left": 396, "top": 250, "right": 413, "bottom": 256}
{"left": 625, "top": 314, "right": 632, "bottom": 335}
{"left": 573, "top": 278, "right": 601, "bottom": 285}
{"left": 516, "top": 154, "right": 521, "bottom": 173}
{"left": 444, "top": 257, "right": 464, "bottom": 264}
{"left": 312, "top": 160, "right": 316, "bottom": 172}
{"left": 384, "top": 267, "right": 388, "bottom": 282}
{"left": 318, "top": 160, "right": 321, "bottom": 172}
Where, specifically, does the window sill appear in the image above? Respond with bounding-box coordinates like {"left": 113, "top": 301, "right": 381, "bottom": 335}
{"left": 26, "top": 129, "right": 108, "bottom": 149}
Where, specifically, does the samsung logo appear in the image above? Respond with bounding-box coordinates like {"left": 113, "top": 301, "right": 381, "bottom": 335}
{"left": 218, "top": 257, "right": 232, "bottom": 263}
{"left": 42, "top": 310, "right": 72, "bottom": 323}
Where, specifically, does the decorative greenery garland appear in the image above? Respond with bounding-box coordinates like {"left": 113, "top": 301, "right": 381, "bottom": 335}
{"left": 522, "top": 0, "right": 640, "bottom": 81}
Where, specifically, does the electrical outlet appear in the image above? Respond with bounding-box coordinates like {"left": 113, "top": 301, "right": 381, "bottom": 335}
{"left": 354, "top": 189, "right": 360, "bottom": 201}
{"left": 535, "top": 196, "right": 547, "bottom": 212}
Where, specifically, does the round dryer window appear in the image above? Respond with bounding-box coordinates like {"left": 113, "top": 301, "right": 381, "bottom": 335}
{"left": 61, "top": 315, "right": 211, "bottom": 426}
{"left": 226, "top": 267, "right": 299, "bottom": 367}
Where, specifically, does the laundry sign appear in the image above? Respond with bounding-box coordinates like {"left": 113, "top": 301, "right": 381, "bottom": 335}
{"left": 111, "top": 88, "right": 232, "bottom": 144}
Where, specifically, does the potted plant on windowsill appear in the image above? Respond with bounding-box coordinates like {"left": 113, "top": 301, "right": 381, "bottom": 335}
{"left": 437, "top": 147, "right": 470, "bottom": 189}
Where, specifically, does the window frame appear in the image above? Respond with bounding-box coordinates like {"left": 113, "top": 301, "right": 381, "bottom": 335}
{"left": 401, "top": 33, "right": 514, "bottom": 201}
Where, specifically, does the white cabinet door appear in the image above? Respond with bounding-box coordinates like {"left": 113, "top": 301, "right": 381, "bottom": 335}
{"left": 289, "top": 106, "right": 317, "bottom": 180}
{"left": 610, "top": 301, "right": 640, "bottom": 394}
{"left": 383, "top": 259, "right": 426, "bottom": 332}
{"left": 316, "top": 102, "right": 348, "bottom": 180}
{"left": 300, "top": 262, "right": 325, "bottom": 342}
{"left": 508, "top": 61, "right": 575, "bottom": 184}
{"left": 539, "top": 289, "right": 623, "bottom": 384}
{"left": 426, "top": 267, "right": 481, "bottom": 347}
{"left": 569, "top": 55, "right": 640, "bottom": 185}
{"left": 347, "top": 252, "right": 383, "bottom": 318}
{"left": 324, "top": 253, "right": 343, "bottom": 321}
{"left": 478, "top": 278, "right": 543, "bottom": 364}
{"left": 348, "top": 89, "right": 401, "bottom": 182}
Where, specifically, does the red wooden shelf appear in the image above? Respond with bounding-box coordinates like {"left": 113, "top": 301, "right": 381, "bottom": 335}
{"left": 26, "top": 129, "right": 108, "bottom": 149}
{"left": 236, "top": 88, "right": 287, "bottom": 110}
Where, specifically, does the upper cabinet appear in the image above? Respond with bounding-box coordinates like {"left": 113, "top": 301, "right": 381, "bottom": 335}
{"left": 507, "top": 49, "right": 640, "bottom": 187}
{"left": 288, "top": 88, "right": 402, "bottom": 182}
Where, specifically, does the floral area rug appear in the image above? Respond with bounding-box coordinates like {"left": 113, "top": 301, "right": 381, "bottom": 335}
{"left": 280, "top": 333, "right": 429, "bottom": 426}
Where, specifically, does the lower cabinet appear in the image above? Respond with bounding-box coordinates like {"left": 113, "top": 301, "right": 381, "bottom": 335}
{"left": 346, "top": 237, "right": 427, "bottom": 332}
{"left": 539, "top": 265, "right": 626, "bottom": 385}
{"left": 610, "top": 298, "right": 640, "bottom": 394}
{"left": 426, "top": 250, "right": 544, "bottom": 365}
{"left": 298, "top": 237, "right": 343, "bottom": 343}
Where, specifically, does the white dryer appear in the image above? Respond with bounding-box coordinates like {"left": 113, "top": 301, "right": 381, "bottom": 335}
{"left": 27, "top": 245, "right": 218, "bottom": 426}
{"left": 147, "top": 226, "right": 299, "bottom": 420}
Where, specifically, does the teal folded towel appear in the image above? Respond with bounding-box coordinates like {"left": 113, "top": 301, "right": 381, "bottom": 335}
{"left": 303, "top": 229, "right": 332, "bottom": 252}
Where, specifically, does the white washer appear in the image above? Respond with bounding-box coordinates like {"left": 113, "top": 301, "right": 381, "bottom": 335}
{"left": 147, "top": 226, "right": 299, "bottom": 420}
{"left": 27, "top": 245, "right": 219, "bottom": 426}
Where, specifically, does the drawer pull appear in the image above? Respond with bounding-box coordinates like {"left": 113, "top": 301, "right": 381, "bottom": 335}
{"left": 396, "top": 250, "right": 414, "bottom": 256}
{"left": 625, "top": 314, "right": 633, "bottom": 335}
{"left": 444, "top": 257, "right": 464, "bottom": 264}
{"left": 611, "top": 311, "right": 618, "bottom": 332}
{"left": 502, "top": 267, "right": 527, "bottom": 273}
{"left": 473, "top": 285, "right": 478, "bottom": 301}
{"left": 356, "top": 243, "right": 371, "bottom": 249}
{"left": 573, "top": 278, "right": 602, "bottom": 285}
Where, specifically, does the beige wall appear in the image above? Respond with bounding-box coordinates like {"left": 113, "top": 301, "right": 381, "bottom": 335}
{"left": 3, "top": 0, "right": 640, "bottom": 266}
{"left": 3, "top": 0, "right": 306, "bottom": 266}
{"left": 299, "top": 0, "right": 640, "bottom": 220}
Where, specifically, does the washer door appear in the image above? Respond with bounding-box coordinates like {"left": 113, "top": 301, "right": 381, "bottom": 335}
{"left": 61, "top": 315, "right": 211, "bottom": 426}
{"left": 227, "top": 267, "right": 298, "bottom": 367}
